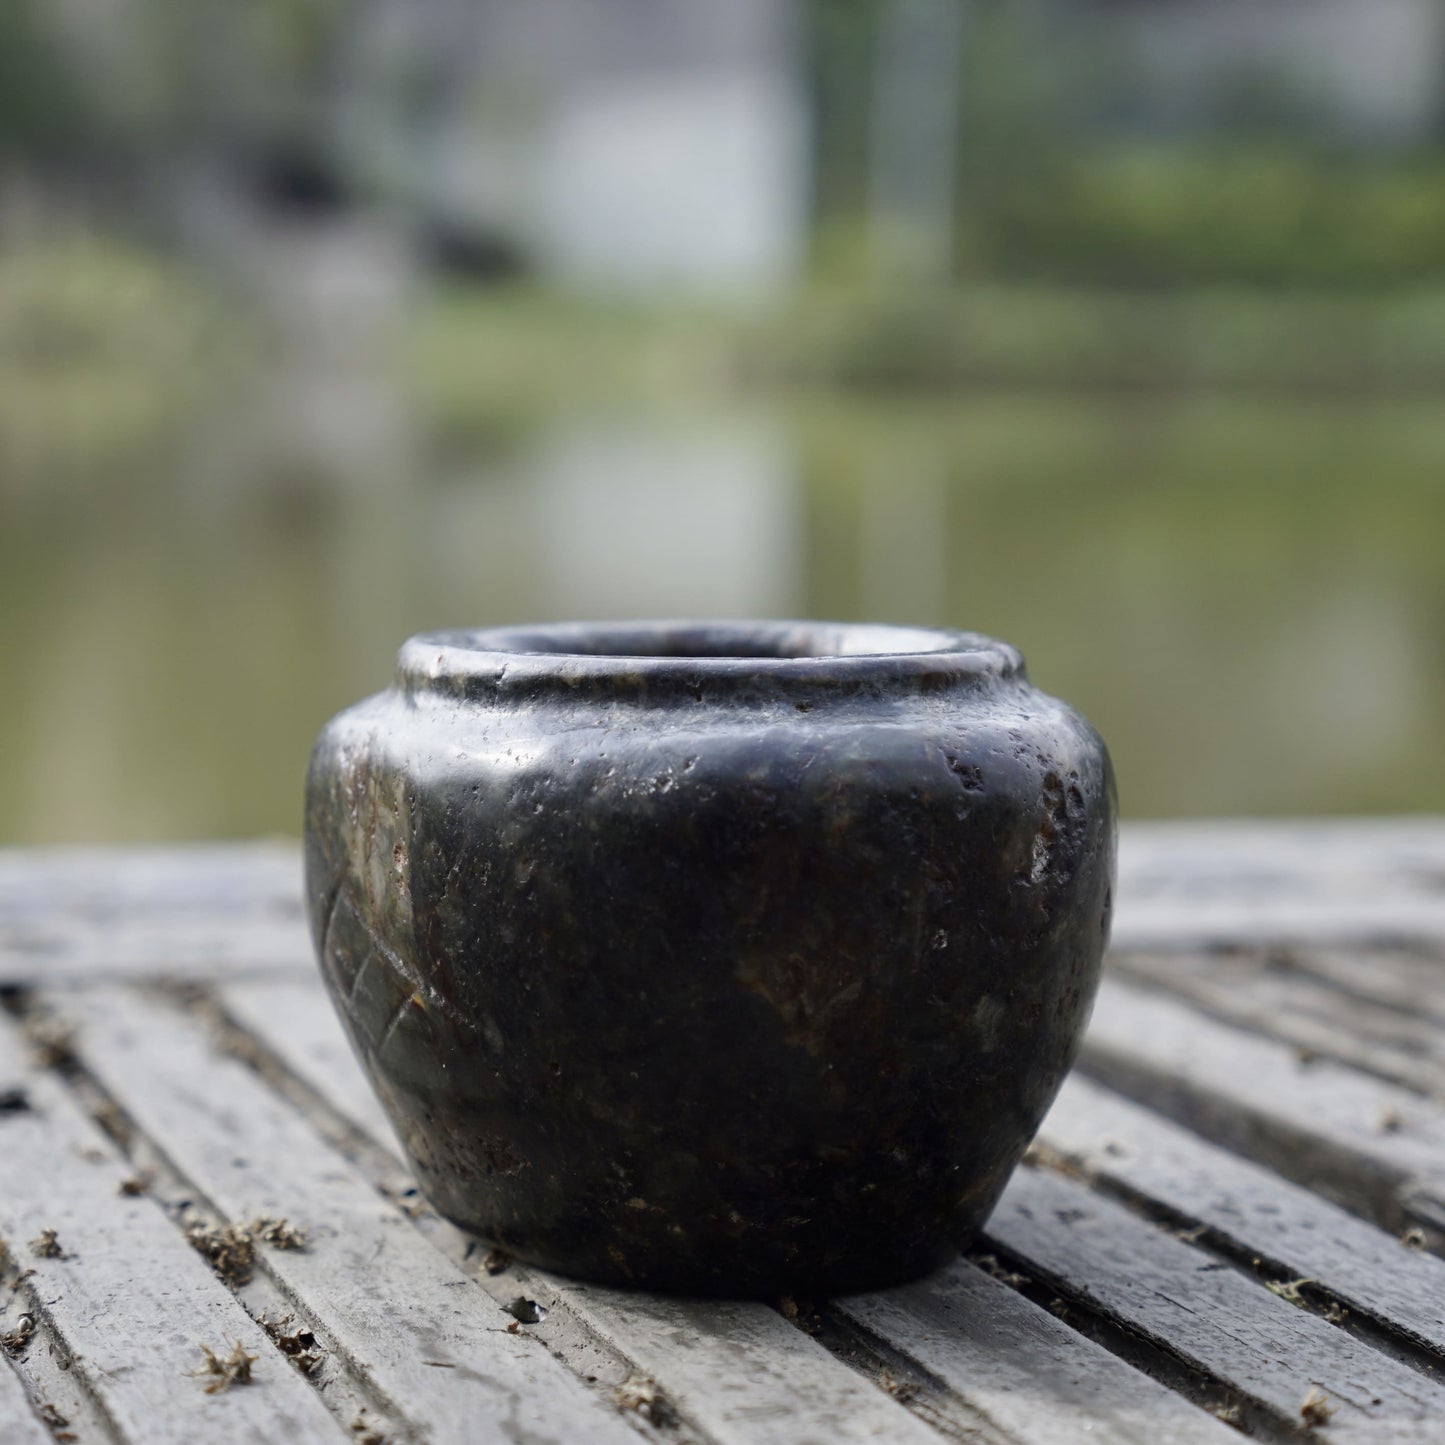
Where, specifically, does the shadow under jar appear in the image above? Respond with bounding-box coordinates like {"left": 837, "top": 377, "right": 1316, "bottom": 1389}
{"left": 304, "top": 621, "right": 1116, "bottom": 1296}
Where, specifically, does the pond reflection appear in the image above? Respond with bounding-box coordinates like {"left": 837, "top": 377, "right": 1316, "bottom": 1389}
{"left": 2, "top": 378, "right": 1442, "bottom": 841}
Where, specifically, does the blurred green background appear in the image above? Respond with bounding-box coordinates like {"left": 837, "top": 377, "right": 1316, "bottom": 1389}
{"left": 2, "top": 0, "right": 1444, "bottom": 841}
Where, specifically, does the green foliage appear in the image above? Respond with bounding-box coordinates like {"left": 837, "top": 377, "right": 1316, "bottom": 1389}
{"left": 0, "top": 239, "right": 243, "bottom": 471}
{"left": 0, "top": 0, "right": 95, "bottom": 158}
{"left": 984, "top": 148, "right": 1445, "bottom": 287}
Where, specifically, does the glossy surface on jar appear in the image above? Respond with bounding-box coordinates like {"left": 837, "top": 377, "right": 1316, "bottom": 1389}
{"left": 304, "top": 622, "right": 1116, "bottom": 1295}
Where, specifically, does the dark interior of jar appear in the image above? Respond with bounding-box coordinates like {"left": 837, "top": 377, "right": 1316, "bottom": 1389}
{"left": 480, "top": 622, "right": 961, "bottom": 660}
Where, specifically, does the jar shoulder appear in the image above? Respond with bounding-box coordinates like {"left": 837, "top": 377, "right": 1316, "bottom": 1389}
{"left": 307, "top": 679, "right": 1112, "bottom": 816}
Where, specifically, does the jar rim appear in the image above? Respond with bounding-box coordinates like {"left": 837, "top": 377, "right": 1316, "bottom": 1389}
{"left": 398, "top": 620, "right": 1023, "bottom": 701}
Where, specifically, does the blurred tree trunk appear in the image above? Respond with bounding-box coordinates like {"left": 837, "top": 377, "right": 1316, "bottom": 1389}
{"left": 867, "top": 0, "right": 967, "bottom": 282}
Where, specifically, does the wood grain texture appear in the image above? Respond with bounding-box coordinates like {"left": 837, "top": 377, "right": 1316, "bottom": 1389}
{"left": 1115, "top": 818, "right": 1445, "bottom": 948}
{"left": 0, "top": 1013, "right": 343, "bottom": 1445}
{"left": 220, "top": 978, "right": 397, "bottom": 1147}
{"left": 225, "top": 977, "right": 1240, "bottom": 1445}
{"left": 1109, "top": 949, "right": 1445, "bottom": 1099}
{"left": 559, "top": 1285, "right": 944, "bottom": 1445}
{"left": 0, "top": 918, "right": 313, "bottom": 987}
{"left": 218, "top": 979, "right": 946, "bottom": 1445}
{"left": 5, "top": 825, "right": 1445, "bottom": 1442}
{"left": 1082, "top": 976, "right": 1445, "bottom": 1232}
{"left": 988, "top": 1164, "right": 1445, "bottom": 1441}
{"left": 1278, "top": 945, "right": 1445, "bottom": 1027}
{"left": 837, "top": 1258, "right": 1237, "bottom": 1444}
{"left": 5, "top": 816, "right": 1441, "bottom": 986}
{"left": 59, "top": 988, "right": 643, "bottom": 1445}
{"left": 1040, "top": 1074, "right": 1445, "bottom": 1357}
{"left": 0, "top": 845, "right": 308, "bottom": 987}
{"left": 0, "top": 845, "right": 301, "bottom": 918}
{"left": 0, "top": 1356, "right": 59, "bottom": 1445}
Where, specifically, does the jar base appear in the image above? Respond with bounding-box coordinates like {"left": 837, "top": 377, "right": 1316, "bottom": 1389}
{"left": 439, "top": 1205, "right": 971, "bottom": 1298}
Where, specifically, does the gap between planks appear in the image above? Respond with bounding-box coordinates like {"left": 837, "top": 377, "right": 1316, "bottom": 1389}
{"left": 224, "top": 974, "right": 1400, "bottom": 1445}
{"left": 1081, "top": 976, "right": 1445, "bottom": 1243}
{"left": 1036, "top": 1073, "right": 1445, "bottom": 1372}
{"left": 1107, "top": 946, "right": 1445, "bottom": 1101}
{"left": 986, "top": 1164, "right": 1445, "bottom": 1442}
{"left": 0, "top": 1006, "right": 348, "bottom": 1445}
{"left": 5, "top": 821, "right": 1444, "bottom": 988}
{"left": 46, "top": 984, "right": 944, "bottom": 1445}
{"left": 232, "top": 971, "right": 1445, "bottom": 1440}
{"left": 36, "top": 987, "right": 663, "bottom": 1445}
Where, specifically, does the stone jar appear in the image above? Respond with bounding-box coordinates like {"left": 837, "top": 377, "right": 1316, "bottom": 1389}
{"left": 304, "top": 621, "right": 1116, "bottom": 1295}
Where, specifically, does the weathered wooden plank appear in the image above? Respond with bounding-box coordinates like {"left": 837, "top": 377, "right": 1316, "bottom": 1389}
{"left": 1081, "top": 977, "right": 1445, "bottom": 1234}
{"left": 0, "top": 846, "right": 309, "bottom": 986}
{"left": 0, "top": 1358, "right": 55, "bottom": 1445}
{"left": 988, "top": 1164, "right": 1445, "bottom": 1441}
{"left": 0, "top": 1014, "right": 343, "bottom": 1445}
{"left": 557, "top": 1284, "right": 944, "bottom": 1445}
{"left": 218, "top": 978, "right": 947, "bottom": 1445}
{"left": 6, "top": 819, "right": 1443, "bottom": 987}
{"left": 60, "top": 988, "right": 643, "bottom": 1445}
{"left": 1262, "top": 946, "right": 1445, "bottom": 1029}
{"left": 0, "top": 917, "right": 312, "bottom": 987}
{"left": 13, "top": 817, "right": 1441, "bottom": 927}
{"left": 220, "top": 979, "right": 397, "bottom": 1148}
{"left": 1114, "top": 819, "right": 1445, "bottom": 949}
{"left": 837, "top": 1259, "right": 1236, "bottom": 1445}
{"left": 0, "top": 846, "right": 301, "bottom": 920}
{"left": 0, "top": 1272, "right": 118, "bottom": 1445}
{"left": 1108, "top": 951, "right": 1445, "bottom": 1099}
{"left": 1110, "top": 895, "right": 1445, "bottom": 950}
{"left": 7, "top": 819, "right": 1443, "bottom": 989}
{"left": 1039, "top": 1074, "right": 1445, "bottom": 1357}
{"left": 1119, "top": 818, "right": 1445, "bottom": 883}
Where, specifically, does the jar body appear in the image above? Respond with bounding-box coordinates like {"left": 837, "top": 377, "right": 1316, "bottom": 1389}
{"left": 304, "top": 623, "right": 1115, "bottom": 1295}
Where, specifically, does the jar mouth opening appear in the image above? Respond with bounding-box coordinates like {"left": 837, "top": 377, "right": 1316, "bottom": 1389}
{"left": 399, "top": 620, "right": 1023, "bottom": 700}
{"left": 449, "top": 621, "right": 966, "bottom": 660}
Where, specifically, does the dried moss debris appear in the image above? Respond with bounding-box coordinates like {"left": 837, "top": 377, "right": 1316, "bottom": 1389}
{"left": 1265, "top": 1277, "right": 1316, "bottom": 1305}
{"left": 251, "top": 1216, "right": 308, "bottom": 1250}
{"left": 23, "top": 1016, "right": 76, "bottom": 1069}
{"left": 613, "top": 1373, "right": 678, "bottom": 1428}
{"left": 258, "top": 1312, "right": 325, "bottom": 1376}
{"left": 38, "top": 1401, "right": 73, "bottom": 1439}
{"left": 877, "top": 1367, "right": 920, "bottom": 1403}
{"left": 1300, "top": 1387, "right": 1336, "bottom": 1428}
{"left": 1, "top": 1311, "right": 36, "bottom": 1356}
{"left": 186, "top": 1223, "right": 255, "bottom": 1286}
{"left": 973, "top": 1253, "right": 1028, "bottom": 1287}
{"left": 89, "top": 1099, "right": 132, "bottom": 1146}
{"left": 776, "top": 1295, "right": 822, "bottom": 1335}
{"left": 29, "top": 1229, "right": 70, "bottom": 1260}
{"left": 350, "top": 1408, "right": 387, "bottom": 1444}
{"left": 194, "top": 1340, "right": 258, "bottom": 1394}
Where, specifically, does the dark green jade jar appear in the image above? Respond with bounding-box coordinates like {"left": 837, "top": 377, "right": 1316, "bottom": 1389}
{"left": 304, "top": 621, "right": 1116, "bottom": 1295}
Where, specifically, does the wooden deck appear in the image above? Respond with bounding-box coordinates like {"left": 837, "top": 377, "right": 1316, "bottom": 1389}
{"left": 2, "top": 819, "right": 1444, "bottom": 1444}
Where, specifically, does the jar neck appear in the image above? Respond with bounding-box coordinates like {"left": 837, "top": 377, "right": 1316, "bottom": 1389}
{"left": 397, "top": 621, "right": 1025, "bottom": 707}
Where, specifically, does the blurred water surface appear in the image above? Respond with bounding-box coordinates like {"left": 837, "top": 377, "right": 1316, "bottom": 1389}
{"left": 8, "top": 1, "right": 1445, "bottom": 840}
{"left": 2, "top": 244, "right": 1441, "bottom": 841}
